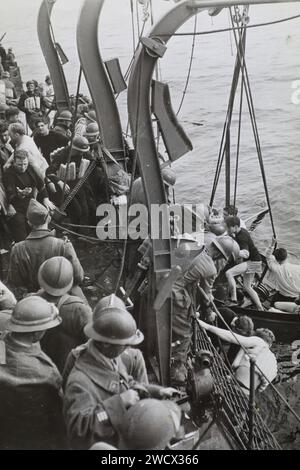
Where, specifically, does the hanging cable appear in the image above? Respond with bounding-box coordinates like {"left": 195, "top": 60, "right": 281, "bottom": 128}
{"left": 210, "top": 27, "right": 246, "bottom": 206}
{"left": 176, "top": 14, "right": 198, "bottom": 116}
{"left": 158, "top": 12, "right": 300, "bottom": 37}
{"left": 130, "top": 0, "right": 136, "bottom": 53}
{"left": 233, "top": 31, "right": 246, "bottom": 207}
{"left": 229, "top": 7, "right": 277, "bottom": 238}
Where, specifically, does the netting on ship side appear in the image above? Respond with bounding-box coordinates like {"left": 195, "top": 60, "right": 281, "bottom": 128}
{"left": 195, "top": 326, "right": 281, "bottom": 450}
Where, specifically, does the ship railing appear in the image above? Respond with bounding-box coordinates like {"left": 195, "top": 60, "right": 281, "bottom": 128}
{"left": 195, "top": 325, "right": 282, "bottom": 450}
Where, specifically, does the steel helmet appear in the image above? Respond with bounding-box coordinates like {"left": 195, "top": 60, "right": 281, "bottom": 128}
{"left": 120, "top": 399, "right": 181, "bottom": 450}
{"left": 71, "top": 135, "right": 90, "bottom": 153}
{"left": 208, "top": 223, "right": 226, "bottom": 236}
{"left": 85, "top": 122, "right": 99, "bottom": 137}
{"left": 84, "top": 308, "right": 144, "bottom": 345}
{"left": 212, "top": 235, "right": 240, "bottom": 261}
{"left": 38, "top": 256, "right": 74, "bottom": 297}
{"left": 89, "top": 442, "right": 117, "bottom": 450}
{"left": 93, "top": 294, "right": 126, "bottom": 321}
{"left": 57, "top": 110, "right": 73, "bottom": 122}
{"left": 84, "top": 110, "right": 97, "bottom": 122}
{"left": 161, "top": 167, "right": 177, "bottom": 187}
{"left": 7, "top": 297, "right": 61, "bottom": 333}
{"left": 0, "top": 102, "right": 9, "bottom": 113}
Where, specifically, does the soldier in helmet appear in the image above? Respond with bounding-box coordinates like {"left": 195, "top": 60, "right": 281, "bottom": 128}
{"left": 8, "top": 199, "right": 85, "bottom": 298}
{"left": 171, "top": 235, "right": 240, "bottom": 384}
{"left": 63, "top": 294, "right": 179, "bottom": 449}
{"left": 28, "top": 256, "right": 92, "bottom": 372}
{"left": 0, "top": 296, "right": 65, "bottom": 449}
{"left": 84, "top": 121, "right": 108, "bottom": 205}
{"left": 119, "top": 398, "right": 182, "bottom": 450}
{"left": 47, "top": 135, "right": 96, "bottom": 228}
{"left": 53, "top": 110, "right": 73, "bottom": 140}
{"left": 90, "top": 398, "right": 182, "bottom": 451}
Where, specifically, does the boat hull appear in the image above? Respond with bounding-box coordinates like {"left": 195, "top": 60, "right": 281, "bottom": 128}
{"left": 229, "top": 305, "right": 300, "bottom": 343}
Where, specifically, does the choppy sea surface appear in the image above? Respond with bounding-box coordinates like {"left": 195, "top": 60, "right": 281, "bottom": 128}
{"left": 1, "top": 0, "right": 300, "bottom": 449}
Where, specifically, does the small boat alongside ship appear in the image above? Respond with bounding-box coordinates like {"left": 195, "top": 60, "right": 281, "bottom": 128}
{"left": 1, "top": 0, "right": 300, "bottom": 450}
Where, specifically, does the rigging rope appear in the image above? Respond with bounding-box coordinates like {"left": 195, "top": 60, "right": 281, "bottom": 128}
{"left": 158, "top": 12, "right": 300, "bottom": 37}
{"left": 229, "top": 7, "right": 277, "bottom": 238}
{"left": 176, "top": 14, "right": 198, "bottom": 116}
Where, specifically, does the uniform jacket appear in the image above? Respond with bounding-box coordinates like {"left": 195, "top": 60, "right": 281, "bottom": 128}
{"left": 172, "top": 248, "right": 217, "bottom": 335}
{"left": 8, "top": 229, "right": 84, "bottom": 291}
{"left": 63, "top": 341, "right": 148, "bottom": 449}
{"left": 0, "top": 334, "right": 64, "bottom": 449}
{"left": 30, "top": 290, "right": 92, "bottom": 373}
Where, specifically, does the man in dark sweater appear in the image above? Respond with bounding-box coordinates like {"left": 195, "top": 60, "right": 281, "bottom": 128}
{"left": 225, "top": 216, "right": 264, "bottom": 310}
{"left": 3, "top": 149, "right": 54, "bottom": 241}
{"left": 34, "top": 119, "right": 68, "bottom": 164}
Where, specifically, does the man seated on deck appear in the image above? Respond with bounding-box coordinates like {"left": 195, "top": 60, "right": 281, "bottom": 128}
{"left": 3, "top": 149, "right": 54, "bottom": 241}
{"left": 225, "top": 216, "right": 264, "bottom": 311}
{"left": 63, "top": 294, "right": 179, "bottom": 450}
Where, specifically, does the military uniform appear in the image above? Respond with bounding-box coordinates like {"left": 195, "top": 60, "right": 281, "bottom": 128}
{"left": 63, "top": 341, "right": 148, "bottom": 449}
{"left": 0, "top": 334, "right": 64, "bottom": 449}
{"left": 47, "top": 147, "right": 96, "bottom": 228}
{"left": 172, "top": 248, "right": 217, "bottom": 363}
{"left": 29, "top": 290, "right": 92, "bottom": 373}
{"left": 8, "top": 229, "right": 84, "bottom": 292}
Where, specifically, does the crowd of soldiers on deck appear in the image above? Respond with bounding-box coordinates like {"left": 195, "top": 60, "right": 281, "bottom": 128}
{"left": 0, "top": 45, "right": 293, "bottom": 450}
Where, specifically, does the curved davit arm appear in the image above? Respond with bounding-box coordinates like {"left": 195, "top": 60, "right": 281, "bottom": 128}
{"left": 127, "top": 0, "right": 216, "bottom": 386}
{"left": 77, "top": 0, "right": 124, "bottom": 154}
{"left": 37, "top": 0, "right": 70, "bottom": 112}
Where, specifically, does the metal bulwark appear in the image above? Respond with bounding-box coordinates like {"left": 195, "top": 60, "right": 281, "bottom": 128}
{"left": 77, "top": 0, "right": 124, "bottom": 155}
{"left": 37, "top": 0, "right": 70, "bottom": 112}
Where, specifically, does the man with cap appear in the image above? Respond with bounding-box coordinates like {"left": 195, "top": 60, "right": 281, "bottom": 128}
{"left": 8, "top": 198, "right": 85, "bottom": 296}
{"left": 18, "top": 80, "right": 47, "bottom": 131}
{"left": 3, "top": 149, "right": 53, "bottom": 241}
{"left": 0, "top": 296, "right": 65, "bottom": 449}
{"left": 27, "top": 256, "right": 92, "bottom": 372}
{"left": 63, "top": 294, "right": 179, "bottom": 449}
{"left": 47, "top": 135, "right": 96, "bottom": 228}
{"left": 171, "top": 235, "right": 240, "bottom": 384}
